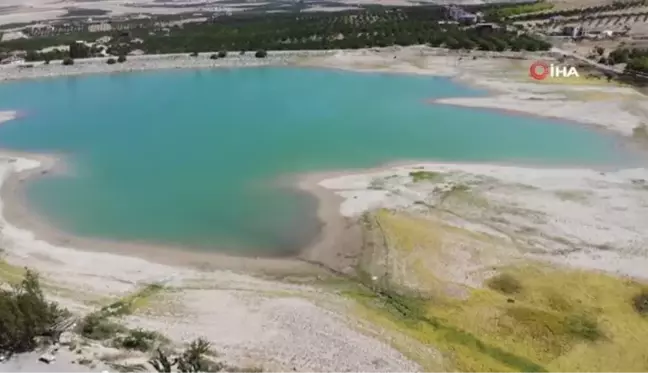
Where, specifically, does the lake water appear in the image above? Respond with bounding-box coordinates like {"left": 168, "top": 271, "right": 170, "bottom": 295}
{"left": 0, "top": 67, "right": 637, "bottom": 255}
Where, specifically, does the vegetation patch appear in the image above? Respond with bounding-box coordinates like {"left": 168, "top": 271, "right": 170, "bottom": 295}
{"left": 0, "top": 270, "right": 70, "bottom": 356}
{"left": 632, "top": 289, "right": 648, "bottom": 315}
{"left": 486, "top": 273, "right": 523, "bottom": 295}
{"left": 78, "top": 312, "right": 127, "bottom": 341}
{"left": 0, "top": 259, "right": 26, "bottom": 284}
{"left": 632, "top": 124, "right": 648, "bottom": 142}
{"left": 100, "top": 283, "right": 164, "bottom": 317}
{"left": 346, "top": 227, "right": 648, "bottom": 373}
{"left": 369, "top": 178, "right": 386, "bottom": 190}
{"left": 485, "top": 2, "right": 554, "bottom": 20}
{"left": 2, "top": 6, "right": 551, "bottom": 64}
{"left": 78, "top": 283, "right": 165, "bottom": 342}
{"left": 501, "top": 306, "right": 602, "bottom": 356}
{"left": 563, "top": 313, "right": 602, "bottom": 341}
{"left": 345, "top": 287, "right": 547, "bottom": 372}
{"left": 554, "top": 190, "right": 590, "bottom": 203}
{"left": 409, "top": 171, "right": 443, "bottom": 183}
{"left": 113, "top": 328, "right": 168, "bottom": 352}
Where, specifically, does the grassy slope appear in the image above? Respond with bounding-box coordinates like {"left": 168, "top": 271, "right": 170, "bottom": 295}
{"left": 347, "top": 210, "right": 648, "bottom": 372}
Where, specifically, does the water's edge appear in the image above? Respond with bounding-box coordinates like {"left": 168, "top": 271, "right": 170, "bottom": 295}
{"left": 0, "top": 63, "right": 643, "bottom": 273}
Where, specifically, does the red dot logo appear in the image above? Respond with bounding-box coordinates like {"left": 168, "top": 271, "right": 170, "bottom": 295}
{"left": 529, "top": 61, "right": 550, "bottom": 80}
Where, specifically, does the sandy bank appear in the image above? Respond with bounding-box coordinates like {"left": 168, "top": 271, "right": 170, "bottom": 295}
{"left": 0, "top": 151, "right": 325, "bottom": 277}
{"left": 430, "top": 56, "right": 648, "bottom": 138}
{"left": 0, "top": 111, "right": 17, "bottom": 124}
{"left": 0, "top": 151, "right": 422, "bottom": 372}
{"left": 314, "top": 161, "right": 648, "bottom": 280}
{"left": 0, "top": 50, "right": 335, "bottom": 82}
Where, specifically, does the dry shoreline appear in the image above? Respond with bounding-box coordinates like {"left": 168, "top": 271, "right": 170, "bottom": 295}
{"left": 1, "top": 46, "right": 647, "bottom": 277}
{"left": 2, "top": 47, "right": 648, "bottom": 371}
{"left": 0, "top": 151, "right": 327, "bottom": 276}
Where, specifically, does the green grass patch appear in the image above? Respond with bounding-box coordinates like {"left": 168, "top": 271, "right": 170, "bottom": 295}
{"left": 632, "top": 288, "right": 648, "bottom": 315}
{"left": 488, "top": 2, "right": 554, "bottom": 19}
{"left": 487, "top": 273, "right": 523, "bottom": 295}
{"left": 345, "top": 287, "right": 547, "bottom": 372}
{"left": 100, "top": 283, "right": 164, "bottom": 317}
{"left": 0, "top": 259, "right": 26, "bottom": 284}
{"left": 113, "top": 328, "right": 169, "bottom": 352}
{"left": 78, "top": 312, "right": 128, "bottom": 340}
{"left": 409, "top": 171, "right": 443, "bottom": 183}
{"left": 347, "top": 214, "right": 648, "bottom": 371}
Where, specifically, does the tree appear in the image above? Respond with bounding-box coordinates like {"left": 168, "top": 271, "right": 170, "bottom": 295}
{"left": 218, "top": 50, "right": 227, "bottom": 58}
{"left": 117, "top": 55, "right": 127, "bottom": 63}
{"left": 62, "top": 57, "right": 74, "bottom": 66}
{"left": 255, "top": 50, "right": 268, "bottom": 58}
{"left": 609, "top": 48, "right": 630, "bottom": 64}
{"left": 149, "top": 338, "right": 223, "bottom": 373}
{"left": 68, "top": 42, "right": 90, "bottom": 59}
{"left": 595, "top": 46, "right": 605, "bottom": 56}
{"left": 210, "top": 54, "right": 218, "bottom": 60}
{"left": 149, "top": 349, "right": 177, "bottom": 373}
{"left": 0, "top": 270, "right": 68, "bottom": 356}
{"left": 107, "top": 58, "right": 116, "bottom": 64}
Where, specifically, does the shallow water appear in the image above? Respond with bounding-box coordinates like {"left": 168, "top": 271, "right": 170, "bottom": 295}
{"left": 0, "top": 67, "right": 638, "bottom": 255}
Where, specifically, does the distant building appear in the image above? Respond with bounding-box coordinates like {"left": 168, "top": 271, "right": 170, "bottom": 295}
{"left": 0, "top": 55, "right": 25, "bottom": 65}
{"left": 562, "top": 26, "right": 583, "bottom": 38}
{"left": 446, "top": 6, "right": 479, "bottom": 25}
{"left": 0, "top": 31, "right": 27, "bottom": 42}
{"left": 96, "top": 36, "right": 112, "bottom": 44}
{"left": 88, "top": 23, "right": 112, "bottom": 33}
{"left": 470, "top": 22, "right": 500, "bottom": 35}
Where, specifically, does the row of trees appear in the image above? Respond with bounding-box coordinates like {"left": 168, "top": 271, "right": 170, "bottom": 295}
{"left": 510, "top": 0, "right": 647, "bottom": 21}
{"left": 611, "top": 48, "right": 648, "bottom": 74}
{"left": 484, "top": 2, "right": 554, "bottom": 21}
{"left": 1, "top": 6, "right": 550, "bottom": 63}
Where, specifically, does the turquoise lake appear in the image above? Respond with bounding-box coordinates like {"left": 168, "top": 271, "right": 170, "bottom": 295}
{"left": 0, "top": 67, "right": 639, "bottom": 255}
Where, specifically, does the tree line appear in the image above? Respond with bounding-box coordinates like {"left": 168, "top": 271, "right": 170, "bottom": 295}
{"left": 608, "top": 47, "right": 648, "bottom": 74}
{"left": 510, "top": 0, "right": 647, "bottom": 21}
{"left": 1, "top": 5, "right": 550, "bottom": 63}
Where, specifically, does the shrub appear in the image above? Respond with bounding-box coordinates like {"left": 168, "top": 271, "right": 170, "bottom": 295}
{"left": 632, "top": 289, "right": 648, "bottom": 315}
{"left": 254, "top": 50, "right": 267, "bottom": 58}
{"left": 486, "top": 273, "right": 522, "bottom": 294}
{"left": 107, "top": 58, "right": 116, "bottom": 65}
{"left": 0, "top": 269, "right": 69, "bottom": 355}
{"left": 210, "top": 54, "right": 218, "bottom": 60}
{"left": 239, "top": 50, "right": 246, "bottom": 55}
{"left": 149, "top": 337, "right": 221, "bottom": 373}
{"left": 78, "top": 313, "right": 125, "bottom": 340}
{"left": 409, "top": 171, "right": 442, "bottom": 183}
{"left": 114, "top": 328, "right": 160, "bottom": 352}
{"left": 218, "top": 50, "right": 227, "bottom": 58}
{"left": 62, "top": 57, "right": 74, "bottom": 66}
{"left": 564, "top": 313, "right": 602, "bottom": 341}
{"left": 117, "top": 55, "right": 127, "bottom": 63}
